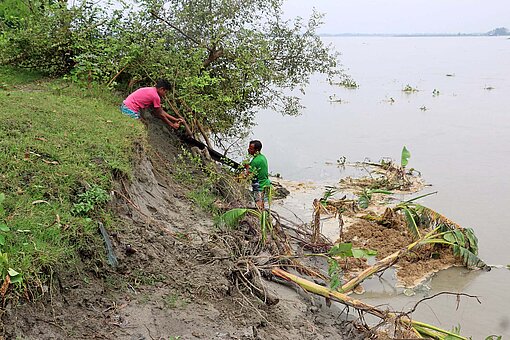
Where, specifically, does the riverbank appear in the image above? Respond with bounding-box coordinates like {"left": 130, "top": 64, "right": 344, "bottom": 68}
{"left": 0, "top": 69, "right": 365, "bottom": 339}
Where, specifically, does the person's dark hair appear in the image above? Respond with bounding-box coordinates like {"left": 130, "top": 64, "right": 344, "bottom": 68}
{"left": 249, "top": 140, "right": 262, "bottom": 152}
{"left": 155, "top": 79, "right": 171, "bottom": 90}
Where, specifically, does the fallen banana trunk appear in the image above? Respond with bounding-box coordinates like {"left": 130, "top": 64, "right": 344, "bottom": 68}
{"left": 272, "top": 267, "right": 467, "bottom": 339}
{"left": 340, "top": 238, "right": 421, "bottom": 293}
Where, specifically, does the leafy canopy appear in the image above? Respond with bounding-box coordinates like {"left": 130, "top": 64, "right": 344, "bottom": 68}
{"left": 0, "top": 0, "right": 343, "bottom": 140}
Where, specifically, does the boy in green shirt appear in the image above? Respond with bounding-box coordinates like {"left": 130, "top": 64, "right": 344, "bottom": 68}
{"left": 245, "top": 140, "right": 271, "bottom": 210}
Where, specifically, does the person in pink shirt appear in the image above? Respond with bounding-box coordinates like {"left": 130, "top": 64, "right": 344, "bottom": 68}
{"left": 120, "top": 79, "right": 184, "bottom": 130}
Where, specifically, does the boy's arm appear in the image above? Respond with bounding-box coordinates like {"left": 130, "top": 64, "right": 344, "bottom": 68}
{"left": 155, "top": 108, "right": 186, "bottom": 123}
{"left": 153, "top": 107, "right": 181, "bottom": 129}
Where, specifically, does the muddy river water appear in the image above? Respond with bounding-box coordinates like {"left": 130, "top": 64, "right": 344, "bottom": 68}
{"left": 251, "top": 37, "right": 510, "bottom": 338}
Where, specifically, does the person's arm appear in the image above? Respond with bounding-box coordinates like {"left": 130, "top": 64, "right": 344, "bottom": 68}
{"left": 154, "top": 107, "right": 181, "bottom": 129}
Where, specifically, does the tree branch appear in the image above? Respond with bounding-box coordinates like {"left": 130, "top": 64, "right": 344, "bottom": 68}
{"left": 149, "top": 9, "right": 209, "bottom": 51}
{"left": 405, "top": 291, "right": 481, "bottom": 316}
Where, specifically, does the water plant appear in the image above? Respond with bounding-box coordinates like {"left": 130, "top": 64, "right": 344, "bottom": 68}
{"left": 320, "top": 187, "right": 337, "bottom": 206}
{"left": 401, "top": 146, "right": 411, "bottom": 167}
{"left": 402, "top": 84, "right": 419, "bottom": 92}
{"left": 328, "top": 94, "right": 344, "bottom": 103}
{"left": 336, "top": 77, "right": 359, "bottom": 89}
{"left": 357, "top": 189, "right": 392, "bottom": 209}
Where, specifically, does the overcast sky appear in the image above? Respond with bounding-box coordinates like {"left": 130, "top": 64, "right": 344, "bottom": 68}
{"left": 282, "top": 1, "right": 510, "bottom": 34}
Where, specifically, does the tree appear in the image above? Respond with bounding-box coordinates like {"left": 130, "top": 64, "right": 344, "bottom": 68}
{"left": 1, "top": 0, "right": 344, "bottom": 143}
{"left": 487, "top": 27, "right": 509, "bottom": 36}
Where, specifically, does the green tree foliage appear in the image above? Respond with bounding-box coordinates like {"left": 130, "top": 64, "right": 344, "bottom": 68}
{"left": 0, "top": 0, "right": 31, "bottom": 28}
{"left": 0, "top": 0, "right": 343, "bottom": 140}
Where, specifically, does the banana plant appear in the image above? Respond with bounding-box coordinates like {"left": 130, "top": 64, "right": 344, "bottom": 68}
{"left": 401, "top": 145, "right": 411, "bottom": 168}
{"left": 358, "top": 188, "right": 393, "bottom": 209}
{"left": 395, "top": 201, "right": 487, "bottom": 270}
{"left": 216, "top": 208, "right": 273, "bottom": 242}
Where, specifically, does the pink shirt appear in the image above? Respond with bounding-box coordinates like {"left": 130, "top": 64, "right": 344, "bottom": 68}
{"left": 123, "top": 87, "right": 161, "bottom": 113}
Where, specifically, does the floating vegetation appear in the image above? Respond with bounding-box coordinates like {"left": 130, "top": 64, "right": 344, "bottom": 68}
{"left": 328, "top": 94, "right": 345, "bottom": 103}
{"left": 402, "top": 84, "right": 419, "bottom": 93}
{"left": 336, "top": 156, "right": 346, "bottom": 166}
{"left": 322, "top": 148, "right": 487, "bottom": 285}
{"left": 333, "top": 76, "right": 359, "bottom": 89}
{"left": 216, "top": 145, "right": 487, "bottom": 339}
{"left": 383, "top": 97, "right": 395, "bottom": 104}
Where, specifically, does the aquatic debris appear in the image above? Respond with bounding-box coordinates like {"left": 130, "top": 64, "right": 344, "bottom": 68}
{"left": 403, "top": 84, "right": 419, "bottom": 93}
{"left": 328, "top": 94, "right": 346, "bottom": 103}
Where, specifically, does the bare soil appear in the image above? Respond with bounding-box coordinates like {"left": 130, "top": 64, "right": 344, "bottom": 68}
{"left": 341, "top": 215, "right": 462, "bottom": 288}
{"left": 335, "top": 171, "right": 463, "bottom": 288}
{"left": 1, "top": 118, "right": 366, "bottom": 340}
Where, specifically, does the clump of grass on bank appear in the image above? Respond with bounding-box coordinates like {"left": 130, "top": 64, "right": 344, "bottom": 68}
{"left": 0, "top": 66, "right": 145, "bottom": 297}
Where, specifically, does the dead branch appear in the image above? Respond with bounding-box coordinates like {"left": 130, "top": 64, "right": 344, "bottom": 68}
{"left": 405, "top": 291, "right": 481, "bottom": 316}
{"left": 149, "top": 10, "right": 205, "bottom": 50}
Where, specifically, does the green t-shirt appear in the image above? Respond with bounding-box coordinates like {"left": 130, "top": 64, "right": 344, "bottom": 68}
{"left": 250, "top": 153, "right": 271, "bottom": 189}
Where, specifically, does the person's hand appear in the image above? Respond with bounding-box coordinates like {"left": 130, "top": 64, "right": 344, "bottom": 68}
{"left": 172, "top": 122, "right": 180, "bottom": 129}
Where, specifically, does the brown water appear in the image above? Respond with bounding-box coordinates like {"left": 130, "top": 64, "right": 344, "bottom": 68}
{"left": 253, "top": 37, "right": 510, "bottom": 338}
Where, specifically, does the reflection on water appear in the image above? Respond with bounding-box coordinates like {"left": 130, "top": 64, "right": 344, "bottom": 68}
{"left": 253, "top": 37, "right": 510, "bottom": 338}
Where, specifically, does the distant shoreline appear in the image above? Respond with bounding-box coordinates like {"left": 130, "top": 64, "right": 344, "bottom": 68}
{"left": 319, "top": 33, "right": 509, "bottom": 37}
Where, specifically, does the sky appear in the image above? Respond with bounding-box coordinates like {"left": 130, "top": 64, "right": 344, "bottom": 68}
{"left": 282, "top": 0, "right": 510, "bottom": 34}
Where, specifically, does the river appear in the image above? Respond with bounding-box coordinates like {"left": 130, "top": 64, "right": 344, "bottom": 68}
{"left": 251, "top": 36, "right": 510, "bottom": 338}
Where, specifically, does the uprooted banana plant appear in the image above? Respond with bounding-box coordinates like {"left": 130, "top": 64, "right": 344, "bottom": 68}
{"left": 395, "top": 200, "right": 487, "bottom": 270}
{"left": 217, "top": 207, "right": 273, "bottom": 242}
{"left": 215, "top": 205, "right": 329, "bottom": 302}
{"left": 324, "top": 194, "right": 487, "bottom": 294}
{"left": 273, "top": 268, "right": 472, "bottom": 339}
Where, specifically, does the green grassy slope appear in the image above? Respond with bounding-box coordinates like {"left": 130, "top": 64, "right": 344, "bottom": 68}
{"left": 0, "top": 66, "right": 144, "bottom": 294}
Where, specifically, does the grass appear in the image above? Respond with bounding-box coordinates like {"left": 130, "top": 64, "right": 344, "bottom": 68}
{"left": 0, "top": 66, "right": 145, "bottom": 296}
{"left": 163, "top": 292, "right": 189, "bottom": 309}
{"left": 187, "top": 187, "right": 219, "bottom": 215}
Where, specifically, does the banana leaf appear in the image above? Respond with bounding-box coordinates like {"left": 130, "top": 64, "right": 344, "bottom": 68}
{"left": 402, "top": 207, "right": 421, "bottom": 239}
{"left": 401, "top": 146, "right": 411, "bottom": 167}
{"left": 216, "top": 208, "right": 249, "bottom": 228}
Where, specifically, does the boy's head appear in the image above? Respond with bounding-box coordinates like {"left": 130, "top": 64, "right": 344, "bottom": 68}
{"left": 155, "top": 79, "right": 171, "bottom": 97}
{"left": 248, "top": 140, "right": 262, "bottom": 155}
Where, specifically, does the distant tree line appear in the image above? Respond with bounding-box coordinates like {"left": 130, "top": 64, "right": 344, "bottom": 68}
{"left": 487, "top": 27, "right": 510, "bottom": 36}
